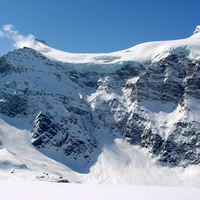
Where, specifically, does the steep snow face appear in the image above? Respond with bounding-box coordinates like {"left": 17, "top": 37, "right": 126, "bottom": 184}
{"left": 0, "top": 27, "right": 200, "bottom": 185}
{"left": 0, "top": 118, "right": 77, "bottom": 182}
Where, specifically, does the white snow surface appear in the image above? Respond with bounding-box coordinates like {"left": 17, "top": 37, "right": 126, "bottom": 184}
{"left": 0, "top": 181, "right": 200, "bottom": 200}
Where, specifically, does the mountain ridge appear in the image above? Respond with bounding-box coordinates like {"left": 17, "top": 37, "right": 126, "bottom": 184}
{"left": 0, "top": 27, "right": 200, "bottom": 184}
{"left": 28, "top": 25, "right": 200, "bottom": 65}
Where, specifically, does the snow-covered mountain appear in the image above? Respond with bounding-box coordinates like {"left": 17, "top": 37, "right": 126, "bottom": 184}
{"left": 0, "top": 26, "right": 200, "bottom": 185}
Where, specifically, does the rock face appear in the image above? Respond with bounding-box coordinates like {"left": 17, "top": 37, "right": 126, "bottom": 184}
{"left": 0, "top": 39, "right": 200, "bottom": 168}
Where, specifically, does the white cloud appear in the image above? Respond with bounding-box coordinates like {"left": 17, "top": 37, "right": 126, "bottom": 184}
{"left": 3, "top": 24, "right": 14, "bottom": 31}
{"left": 0, "top": 24, "right": 35, "bottom": 49}
{"left": 0, "top": 30, "right": 4, "bottom": 37}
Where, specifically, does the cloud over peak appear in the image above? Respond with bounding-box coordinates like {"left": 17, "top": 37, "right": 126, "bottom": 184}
{"left": 0, "top": 24, "right": 35, "bottom": 49}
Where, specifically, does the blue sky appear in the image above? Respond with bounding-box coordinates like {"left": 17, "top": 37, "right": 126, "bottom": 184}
{"left": 0, "top": 0, "right": 200, "bottom": 56}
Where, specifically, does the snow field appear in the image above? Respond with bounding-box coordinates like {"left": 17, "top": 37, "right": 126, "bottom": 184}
{"left": 0, "top": 181, "right": 200, "bottom": 200}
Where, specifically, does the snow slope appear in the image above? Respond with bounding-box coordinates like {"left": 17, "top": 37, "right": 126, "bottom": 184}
{"left": 78, "top": 132, "right": 200, "bottom": 186}
{"left": 0, "top": 119, "right": 77, "bottom": 182}
{"left": 0, "top": 118, "right": 200, "bottom": 186}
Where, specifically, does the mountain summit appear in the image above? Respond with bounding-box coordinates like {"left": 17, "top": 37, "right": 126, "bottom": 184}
{"left": 193, "top": 25, "right": 200, "bottom": 35}
{"left": 0, "top": 27, "right": 200, "bottom": 185}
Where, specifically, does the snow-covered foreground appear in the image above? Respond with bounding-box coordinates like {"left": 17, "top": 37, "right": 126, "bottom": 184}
{"left": 0, "top": 181, "right": 199, "bottom": 200}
